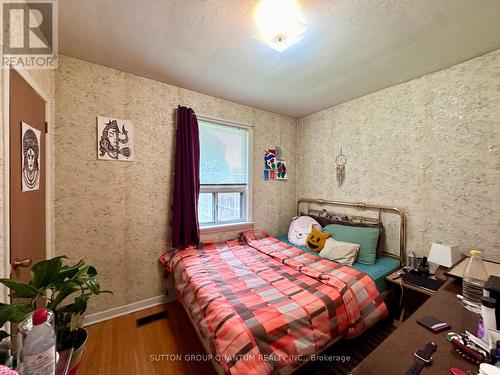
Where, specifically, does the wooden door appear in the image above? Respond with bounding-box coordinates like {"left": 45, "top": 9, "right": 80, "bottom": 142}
{"left": 9, "top": 70, "right": 46, "bottom": 283}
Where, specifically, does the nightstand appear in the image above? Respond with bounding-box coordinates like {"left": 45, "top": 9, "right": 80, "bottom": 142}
{"left": 386, "top": 268, "right": 444, "bottom": 322}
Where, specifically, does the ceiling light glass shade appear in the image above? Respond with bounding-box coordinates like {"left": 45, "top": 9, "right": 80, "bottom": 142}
{"left": 254, "top": 0, "right": 308, "bottom": 52}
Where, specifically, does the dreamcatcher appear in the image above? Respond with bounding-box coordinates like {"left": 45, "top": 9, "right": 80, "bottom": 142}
{"left": 335, "top": 148, "right": 347, "bottom": 187}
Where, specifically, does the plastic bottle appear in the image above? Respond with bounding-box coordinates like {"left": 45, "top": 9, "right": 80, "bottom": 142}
{"left": 408, "top": 250, "right": 416, "bottom": 270}
{"left": 462, "top": 250, "right": 489, "bottom": 313}
{"left": 480, "top": 296, "right": 497, "bottom": 348}
{"left": 22, "top": 308, "right": 56, "bottom": 375}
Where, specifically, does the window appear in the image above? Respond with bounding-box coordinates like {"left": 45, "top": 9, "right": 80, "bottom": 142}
{"left": 198, "top": 117, "right": 251, "bottom": 228}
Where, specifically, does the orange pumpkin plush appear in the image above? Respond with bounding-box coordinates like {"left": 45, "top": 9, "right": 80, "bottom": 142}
{"left": 305, "top": 226, "right": 331, "bottom": 252}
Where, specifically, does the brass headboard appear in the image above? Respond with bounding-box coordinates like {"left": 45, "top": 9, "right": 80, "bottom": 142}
{"left": 297, "top": 198, "right": 407, "bottom": 266}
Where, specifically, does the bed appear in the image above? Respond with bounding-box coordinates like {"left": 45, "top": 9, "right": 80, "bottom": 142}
{"left": 275, "top": 236, "right": 400, "bottom": 292}
{"left": 159, "top": 199, "right": 407, "bottom": 375}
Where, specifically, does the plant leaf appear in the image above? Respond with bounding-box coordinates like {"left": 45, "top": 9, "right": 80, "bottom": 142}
{"left": 87, "top": 266, "right": 97, "bottom": 277}
{"left": 30, "top": 256, "right": 67, "bottom": 289}
{"left": 71, "top": 265, "right": 91, "bottom": 280}
{"left": 0, "top": 330, "right": 9, "bottom": 341}
{"left": 10, "top": 304, "right": 34, "bottom": 323}
{"left": 47, "top": 280, "right": 80, "bottom": 310}
{"left": 0, "top": 305, "right": 13, "bottom": 327}
{"left": 74, "top": 294, "right": 90, "bottom": 313}
{"left": 57, "top": 303, "right": 77, "bottom": 314}
{"left": 0, "top": 303, "right": 33, "bottom": 326}
{"left": 58, "top": 260, "right": 85, "bottom": 279}
{"left": 85, "top": 278, "right": 100, "bottom": 294}
{"left": 0, "top": 279, "right": 39, "bottom": 298}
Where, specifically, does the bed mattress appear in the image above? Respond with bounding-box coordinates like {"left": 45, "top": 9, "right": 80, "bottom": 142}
{"left": 159, "top": 231, "right": 387, "bottom": 375}
{"left": 277, "top": 235, "right": 400, "bottom": 291}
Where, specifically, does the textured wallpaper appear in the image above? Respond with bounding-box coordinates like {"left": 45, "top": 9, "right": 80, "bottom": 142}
{"left": 54, "top": 56, "right": 297, "bottom": 313}
{"left": 4, "top": 49, "right": 499, "bottom": 315}
{"left": 297, "top": 49, "right": 500, "bottom": 261}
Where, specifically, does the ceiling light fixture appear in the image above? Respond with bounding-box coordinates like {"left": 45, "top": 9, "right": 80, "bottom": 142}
{"left": 254, "top": 0, "right": 308, "bottom": 52}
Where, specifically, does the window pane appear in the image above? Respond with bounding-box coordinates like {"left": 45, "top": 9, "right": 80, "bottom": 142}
{"left": 199, "top": 121, "right": 248, "bottom": 185}
{"left": 198, "top": 193, "right": 214, "bottom": 224}
{"left": 217, "top": 193, "right": 243, "bottom": 222}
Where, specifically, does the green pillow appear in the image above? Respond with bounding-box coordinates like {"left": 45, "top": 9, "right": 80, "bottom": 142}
{"left": 322, "top": 224, "right": 379, "bottom": 266}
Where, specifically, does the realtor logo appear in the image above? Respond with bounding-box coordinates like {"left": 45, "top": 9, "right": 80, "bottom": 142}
{"left": 2, "top": 0, "right": 58, "bottom": 69}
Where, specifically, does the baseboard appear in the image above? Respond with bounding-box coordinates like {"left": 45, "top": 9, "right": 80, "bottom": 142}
{"left": 83, "top": 294, "right": 177, "bottom": 326}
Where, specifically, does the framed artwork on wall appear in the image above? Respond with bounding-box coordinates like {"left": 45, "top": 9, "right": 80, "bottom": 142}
{"left": 21, "top": 122, "right": 41, "bottom": 192}
{"left": 263, "top": 148, "right": 287, "bottom": 181}
{"left": 276, "top": 160, "right": 287, "bottom": 180}
{"left": 97, "top": 116, "right": 134, "bottom": 161}
{"left": 264, "top": 149, "right": 276, "bottom": 169}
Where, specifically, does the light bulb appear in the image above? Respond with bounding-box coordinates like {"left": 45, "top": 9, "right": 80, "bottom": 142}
{"left": 253, "top": 0, "right": 307, "bottom": 52}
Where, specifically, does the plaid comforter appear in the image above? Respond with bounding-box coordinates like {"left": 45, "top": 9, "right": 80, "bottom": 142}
{"left": 159, "top": 231, "right": 387, "bottom": 375}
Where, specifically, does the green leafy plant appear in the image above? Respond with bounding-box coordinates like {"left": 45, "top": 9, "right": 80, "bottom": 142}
{"left": 0, "top": 256, "right": 111, "bottom": 350}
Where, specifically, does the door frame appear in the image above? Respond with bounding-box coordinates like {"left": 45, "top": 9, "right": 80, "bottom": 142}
{"left": 2, "top": 67, "right": 54, "bottom": 303}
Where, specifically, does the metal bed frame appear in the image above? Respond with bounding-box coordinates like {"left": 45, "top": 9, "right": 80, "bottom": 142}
{"left": 297, "top": 198, "right": 407, "bottom": 266}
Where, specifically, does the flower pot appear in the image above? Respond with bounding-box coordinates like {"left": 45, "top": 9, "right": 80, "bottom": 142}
{"left": 68, "top": 328, "right": 88, "bottom": 375}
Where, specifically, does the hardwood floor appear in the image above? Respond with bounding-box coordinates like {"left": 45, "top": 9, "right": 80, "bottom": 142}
{"left": 79, "top": 302, "right": 217, "bottom": 375}
{"left": 80, "top": 301, "right": 394, "bottom": 375}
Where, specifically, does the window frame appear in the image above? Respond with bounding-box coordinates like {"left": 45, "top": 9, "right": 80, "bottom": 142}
{"left": 197, "top": 115, "right": 253, "bottom": 231}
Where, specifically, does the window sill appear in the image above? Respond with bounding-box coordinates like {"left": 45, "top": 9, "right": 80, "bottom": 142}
{"left": 200, "top": 221, "right": 254, "bottom": 234}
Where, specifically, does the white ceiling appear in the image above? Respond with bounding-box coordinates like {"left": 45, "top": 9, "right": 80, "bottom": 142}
{"left": 59, "top": 0, "right": 500, "bottom": 118}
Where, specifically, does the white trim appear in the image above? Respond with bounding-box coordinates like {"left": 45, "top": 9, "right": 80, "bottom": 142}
{"left": 2, "top": 67, "right": 53, "bottom": 304}
{"left": 200, "top": 185, "right": 247, "bottom": 194}
{"left": 197, "top": 115, "right": 253, "bottom": 227}
{"left": 200, "top": 221, "right": 254, "bottom": 234}
{"left": 83, "top": 294, "right": 177, "bottom": 327}
{"left": 247, "top": 126, "right": 253, "bottom": 224}
{"left": 197, "top": 114, "right": 253, "bottom": 130}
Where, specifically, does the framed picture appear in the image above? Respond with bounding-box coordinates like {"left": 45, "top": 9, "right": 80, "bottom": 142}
{"left": 276, "top": 160, "right": 287, "bottom": 180}
{"left": 21, "top": 122, "right": 41, "bottom": 192}
{"left": 264, "top": 149, "right": 276, "bottom": 169}
{"left": 97, "top": 116, "right": 134, "bottom": 161}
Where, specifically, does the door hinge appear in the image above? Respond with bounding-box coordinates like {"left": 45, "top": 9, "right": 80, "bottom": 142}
{"left": 45, "top": 121, "right": 48, "bottom": 133}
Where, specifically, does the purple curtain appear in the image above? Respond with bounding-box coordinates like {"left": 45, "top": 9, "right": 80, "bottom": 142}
{"left": 172, "top": 106, "right": 200, "bottom": 248}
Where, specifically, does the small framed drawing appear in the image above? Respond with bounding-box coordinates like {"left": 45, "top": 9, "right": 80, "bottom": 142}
{"left": 97, "top": 116, "right": 134, "bottom": 161}
{"left": 21, "top": 122, "right": 41, "bottom": 192}
{"left": 276, "top": 160, "right": 287, "bottom": 180}
{"left": 264, "top": 149, "right": 276, "bottom": 169}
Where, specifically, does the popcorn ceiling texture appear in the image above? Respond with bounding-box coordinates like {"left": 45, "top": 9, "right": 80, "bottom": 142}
{"left": 297, "top": 49, "right": 500, "bottom": 261}
{"left": 54, "top": 56, "right": 297, "bottom": 313}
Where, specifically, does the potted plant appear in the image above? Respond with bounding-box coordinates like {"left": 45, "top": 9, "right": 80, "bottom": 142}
{"left": 0, "top": 256, "right": 110, "bottom": 373}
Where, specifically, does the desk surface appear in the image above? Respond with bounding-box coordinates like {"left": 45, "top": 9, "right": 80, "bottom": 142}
{"left": 386, "top": 268, "right": 442, "bottom": 296}
{"left": 352, "top": 280, "right": 479, "bottom": 374}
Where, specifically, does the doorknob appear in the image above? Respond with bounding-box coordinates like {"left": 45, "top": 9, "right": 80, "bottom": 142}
{"left": 12, "top": 258, "right": 32, "bottom": 271}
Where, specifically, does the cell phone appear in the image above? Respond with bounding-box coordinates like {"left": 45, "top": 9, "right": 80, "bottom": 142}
{"left": 417, "top": 316, "right": 451, "bottom": 333}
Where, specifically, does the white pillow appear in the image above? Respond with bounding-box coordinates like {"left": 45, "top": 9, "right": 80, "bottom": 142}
{"left": 319, "top": 238, "right": 360, "bottom": 266}
{"left": 288, "top": 216, "right": 320, "bottom": 246}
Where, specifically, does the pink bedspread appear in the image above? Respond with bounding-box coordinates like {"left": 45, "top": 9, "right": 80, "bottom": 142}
{"left": 159, "top": 231, "right": 387, "bottom": 375}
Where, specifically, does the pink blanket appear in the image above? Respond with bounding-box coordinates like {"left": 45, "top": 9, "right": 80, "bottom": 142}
{"left": 159, "top": 231, "right": 387, "bottom": 374}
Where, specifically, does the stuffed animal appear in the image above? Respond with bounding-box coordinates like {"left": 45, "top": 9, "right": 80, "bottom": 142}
{"left": 288, "top": 216, "right": 320, "bottom": 246}
{"left": 305, "top": 226, "right": 331, "bottom": 252}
